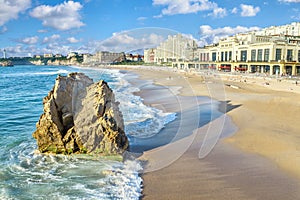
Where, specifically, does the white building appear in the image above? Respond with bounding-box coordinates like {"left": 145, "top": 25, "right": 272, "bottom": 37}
{"left": 144, "top": 34, "right": 198, "bottom": 64}
{"left": 83, "top": 51, "right": 125, "bottom": 64}
{"left": 174, "top": 23, "right": 300, "bottom": 76}
{"left": 44, "top": 53, "right": 54, "bottom": 58}
{"left": 144, "top": 48, "right": 156, "bottom": 63}
{"left": 256, "top": 22, "right": 300, "bottom": 36}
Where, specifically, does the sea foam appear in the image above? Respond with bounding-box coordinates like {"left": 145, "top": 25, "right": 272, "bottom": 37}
{"left": 108, "top": 71, "right": 177, "bottom": 138}
{"left": 0, "top": 65, "right": 177, "bottom": 199}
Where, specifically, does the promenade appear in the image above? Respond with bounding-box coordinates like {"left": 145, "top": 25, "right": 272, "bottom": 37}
{"left": 172, "top": 60, "right": 300, "bottom": 77}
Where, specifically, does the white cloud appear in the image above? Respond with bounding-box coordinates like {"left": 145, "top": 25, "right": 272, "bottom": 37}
{"left": 0, "top": 0, "right": 31, "bottom": 26}
{"left": 97, "top": 32, "right": 165, "bottom": 52}
{"left": 5, "top": 42, "right": 82, "bottom": 57}
{"left": 5, "top": 34, "right": 84, "bottom": 57}
{"left": 30, "top": 1, "right": 85, "bottom": 31}
{"left": 240, "top": 4, "right": 260, "bottom": 17}
{"left": 153, "top": 14, "right": 163, "bottom": 18}
{"left": 44, "top": 43, "right": 76, "bottom": 54}
{"left": 208, "top": 7, "right": 227, "bottom": 18}
{"left": 198, "top": 25, "right": 261, "bottom": 46}
{"left": 38, "top": 29, "right": 48, "bottom": 33}
{"left": 5, "top": 44, "right": 38, "bottom": 57}
{"left": 43, "top": 34, "right": 61, "bottom": 43}
{"left": 92, "top": 28, "right": 178, "bottom": 53}
{"left": 20, "top": 36, "right": 39, "bottom": 44}
{"left": 137, "top": 17, "right": 147, "bottom": 21}
{"left": 137, "top": 17, "right": 147, "bottom": 25}
{"left": 5, "top": 28, "right": 180, "bottom": 57}
{"left": 291, "top": 15, "right": 300, "bottom": 20}
{"left": 0, "top": 26, "right": 8, "bottom": 34}
{"left": 231, "top": 7, "right": 238, "bottom": 14}
{"left": 153, "top": 0, "right": 223, "bottom": 16}
{"left": 67, "top": 37, "right": 79, "bottom": 43}
{"left": 5, "top": 45, "right": 25, "bottom": 55}
{"left": 279, "top": 0, "right": 300, "bottom": 2}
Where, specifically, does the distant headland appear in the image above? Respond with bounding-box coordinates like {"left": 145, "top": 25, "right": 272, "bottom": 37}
{"left": 0, "top": 51, "right": 144, "bottom": 66}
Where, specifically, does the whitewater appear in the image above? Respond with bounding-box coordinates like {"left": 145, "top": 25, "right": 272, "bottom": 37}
{"left": 0, "top": 65, "right": 176, "bottom": 199}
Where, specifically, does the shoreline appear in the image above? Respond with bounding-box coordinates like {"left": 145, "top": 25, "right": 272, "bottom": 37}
{"left": 109, "top": 65, "right": 300, "bottom": 172}
{"left": 110, "top": 65, "right": 300, "bottom": 199}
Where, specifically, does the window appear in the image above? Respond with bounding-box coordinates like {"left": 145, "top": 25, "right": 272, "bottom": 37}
{"left": 221, "top": 52, "right": 224, "bottom": 61}
{"left": 264, "top": 49, "right": 270, "bottom": 62}
{"left": 275, "top": 49, "right": 282, "bottom": 61}
{"left": 287, "top": 49, "right": 293, "bottom": 61}
{"left": 251, "top": 49, "right": 256, "bottom": 61}
{"left": 257, "top": 49, "right": 263, "bottom": 61}
{"left": 298, "top": 50, "right": 300, "bottom": 62}
{"left": 212, "top": 52, "right": 217, "bottom": 61}
{"left": 229, "top": 51, "right": 232, "bottom": 61}
{"left": 241, "top": 50, "right": 247, "bottom": 61}
{"left": 225, "top": 51, "right": 228, "bottom": 61}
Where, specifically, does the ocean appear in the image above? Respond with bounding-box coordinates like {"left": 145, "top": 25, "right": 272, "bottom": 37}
{"left": 0, "top": 65, "right": 176, "bottom": 200}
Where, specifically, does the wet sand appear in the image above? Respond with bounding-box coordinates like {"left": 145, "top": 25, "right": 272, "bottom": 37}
{"left": 114, "top": 65, "right": 300, "bottom": 199}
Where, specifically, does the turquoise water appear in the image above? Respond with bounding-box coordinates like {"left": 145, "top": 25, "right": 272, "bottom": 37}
{"left": 0, "top": 65, "right": 175, "bottom": 199}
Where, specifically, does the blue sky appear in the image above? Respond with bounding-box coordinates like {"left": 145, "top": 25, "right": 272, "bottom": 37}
{"left": 1, "top": 0, "right": 300, "bottom": 57}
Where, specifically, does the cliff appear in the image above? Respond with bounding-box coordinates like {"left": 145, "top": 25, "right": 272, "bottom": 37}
{"left": 32, "top": 73, "right": 128, "bottom": 155}
{"left": 0, "top": 60, "right": 13, "bottom": 66}
{"left": 46, "top": 57, "right": 80, "bottom": 66}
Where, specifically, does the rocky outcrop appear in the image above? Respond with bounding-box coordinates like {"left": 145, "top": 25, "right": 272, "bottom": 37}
{"left": 30, "top": 60, "right": 45, "bottom": 65}
{"left": 33, "top": 73, "right": 128, "bottom": 155}
{"left": 46, "top": 57, "right": 80, "bottom": 66}
{"left": 0, "top": 60, "right": 13, "bottom": 66}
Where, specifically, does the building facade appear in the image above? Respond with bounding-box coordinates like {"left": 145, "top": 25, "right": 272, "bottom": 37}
{"left": 44, "top": 53, "right": 54, "bottom": 58}
{"left": 172, "top": 22, "right": 300, "bottom": 76}
{"left": 144, "top": 34, "right": 198, "bottom": 64}
{"left": 144, "top": 48, "right": 156, "bottom": 63}
{"left": 83, "top": 51, "right": 125, "bottom": 64}
{"left": 256, "top": 22, "right": 300, "bottom": 36}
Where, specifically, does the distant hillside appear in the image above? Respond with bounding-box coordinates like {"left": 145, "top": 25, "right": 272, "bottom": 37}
{"left": 0, "top": 55, "right": 83, "bottom": 66}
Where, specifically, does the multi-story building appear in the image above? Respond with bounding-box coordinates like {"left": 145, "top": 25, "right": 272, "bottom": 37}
{"left": 172, "top": 22, "right": 300, "bottom": 76}
{"left": 256, "top": 22, "right": 300, "bottom": 36}
{"left": 83, "top": 51, "right": 125, "bottom": 64}
{"left": 144, "top": 34, "right": 198, "bottom": 64}
{"left": 44, "top": 53, "right": 54, "bottom": 58}
{"left": 144, "top": 48, "right": 156, "bottom": 63}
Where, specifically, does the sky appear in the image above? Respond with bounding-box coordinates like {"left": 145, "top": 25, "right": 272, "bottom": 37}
{"left": 1, "top": 0, "right": 300, "bottom": 57}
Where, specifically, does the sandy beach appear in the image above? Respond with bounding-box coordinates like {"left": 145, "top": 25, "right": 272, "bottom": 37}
{"left": 113, "top": 65, "right": 300, "bottom": 199}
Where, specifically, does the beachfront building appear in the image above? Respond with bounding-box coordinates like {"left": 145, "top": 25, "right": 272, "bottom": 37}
{"left": 144, "top": 34, "right": 198, "bottom": 64}
{"left": 144, "top": 48, "right": 156, "bottom": 63}
{"left": 83, "top": 51, "right": 125, "bottom": 65}
{"left": 256, "top": 22, "right": 300, "bottom": 36}
{"left": 172, "top": 22, "right": 300, "bottom": 76}
{"left": 44, "top": 53, "right": 54, "bottom": 58}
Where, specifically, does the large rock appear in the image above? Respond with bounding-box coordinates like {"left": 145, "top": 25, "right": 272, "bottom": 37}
{"left": 33, "top": 72, "right": 128, "bottom": 155}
